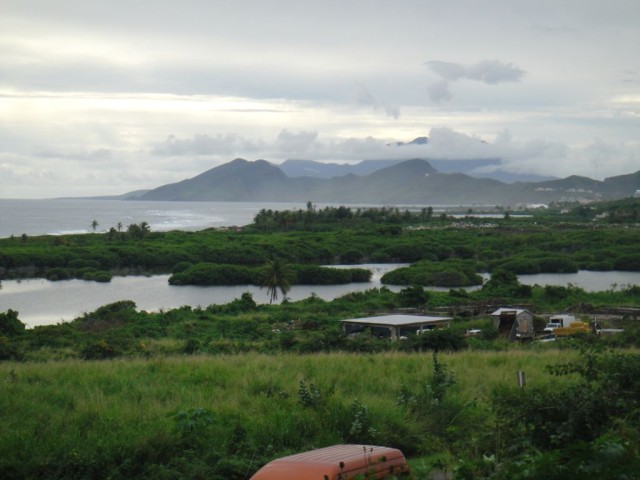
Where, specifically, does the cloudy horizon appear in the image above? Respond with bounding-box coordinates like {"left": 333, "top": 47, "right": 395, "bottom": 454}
{"left": 1, "top": 0, "right": 638, "bottom": 198}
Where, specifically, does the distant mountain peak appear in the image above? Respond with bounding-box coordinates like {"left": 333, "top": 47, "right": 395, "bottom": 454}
{"left": 136, "top": 156, "right": 640, "bottom": 206}
{"left": 389, "top": 136, "right": 429, "bottom": 147}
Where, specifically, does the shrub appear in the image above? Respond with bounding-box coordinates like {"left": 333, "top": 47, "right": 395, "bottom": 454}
{"left": 401, "top": 329, "right": 468, "bottom": 352}
{"left": 293, "top": 265, "right": 371, "bottom": 285}
{"left": 0, "top": 309, "right": 26, "bottom": 336}
{"left": 173, "top": 261, "right": 194, "bottom": 274}
{"left": 613, "top": 254, "right": 640, "bottom": 271}
{"left": 0, "top": 336, "right": 23, "bottom": 360}
{"left": 169, "top": 263, "right": 255, "bottom": 285}
{"left": 481, "top": 269, "right": 532, "bottom": 298}
{"left": 340, "top": 248, "right": 364, "bottom": 264}
{"left": 382, "top": 259, "right": 482, "bottom": 287}
{"left": 397, "top": 285, "right": 429, "bottom": 307}
{"left": 80, "top": 340, "right": 119, "bottom": 360}
{"left": 484, "top": 349, "right": 640, "bottom": 478}
{"left": 46, "top": 267, "right": 73, "bottom": 280}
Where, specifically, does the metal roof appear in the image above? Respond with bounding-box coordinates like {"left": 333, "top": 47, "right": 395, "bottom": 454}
{"left": 490, "top": 308, "right": 530, "bottom": 316}
{"left": 340, "top": 314, "right": 452, "bottom": 327}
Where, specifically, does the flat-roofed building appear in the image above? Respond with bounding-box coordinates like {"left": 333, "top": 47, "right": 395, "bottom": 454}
{"left": 340, "top": 314, "right": 452, "bottom": 340}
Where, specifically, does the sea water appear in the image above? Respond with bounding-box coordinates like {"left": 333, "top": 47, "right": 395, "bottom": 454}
{"left": 0, "top": 198, "right": 309, "bottom": 238}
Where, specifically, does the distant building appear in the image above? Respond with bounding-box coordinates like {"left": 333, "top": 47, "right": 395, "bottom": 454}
{"left": 490, "top": 308, "right": 534, "bottom": 341}
{"left": 526, "top": 203, "right": 548, "bottom": 209}
{"left": 340, "top": 314, "right": 452, "bottom": 340}
{"left": 634, "top": 190, "right": 640, "bottom": 198}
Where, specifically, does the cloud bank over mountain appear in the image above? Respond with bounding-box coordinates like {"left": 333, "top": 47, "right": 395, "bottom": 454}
{"left": 0, "top": 0, "right": 638, "bottom": 198}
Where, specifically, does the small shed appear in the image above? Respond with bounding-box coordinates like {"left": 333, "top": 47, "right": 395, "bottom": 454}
{"left": 340, "top": 314, "right": 452, "bottom": 341}
{"left": 490, "top": 308, "right": 534, "bottom": 341}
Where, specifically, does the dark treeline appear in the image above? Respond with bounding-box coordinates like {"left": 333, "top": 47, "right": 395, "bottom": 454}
{"left": 251, "top": 203, "right": 438, "bottom": 232}
{"left": 169, "top": 263, "right": 371, "bottom": 286}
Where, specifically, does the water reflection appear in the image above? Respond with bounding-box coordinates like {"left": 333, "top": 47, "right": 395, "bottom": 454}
{"left": 1, "top": 264, "right": 405, "bottom": 327}
{"left": 2, "top": 267, "right": 639, "bottom": 328}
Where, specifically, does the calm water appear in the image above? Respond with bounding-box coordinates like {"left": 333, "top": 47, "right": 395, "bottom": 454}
{"left": 1, "top": 264, "right": 405, "bottom": 328}
{"left": 3, "top": 269, "right": 640, "bottom": 328}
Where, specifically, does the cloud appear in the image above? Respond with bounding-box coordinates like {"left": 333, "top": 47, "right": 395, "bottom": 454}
{"left": 427, "top": 80, "right": 453, "bottom": 103}
{"left": 35, "top": 148, "right": 114, "bottom": 162}
{"left": 425, "top": 59, "right": 526, "bottom": 102}
{"left": 355, "top": 83, "right": 400, "bottom": 119}
{"left": 276, "top": 130, "right": 319, "bottom": 154}
{"left": 152, "top": 134, "right": 264, "bottom": 156}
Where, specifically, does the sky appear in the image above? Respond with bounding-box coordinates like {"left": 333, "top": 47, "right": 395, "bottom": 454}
{"left": 1, "top": 0, "right": 639, "bottom": 198}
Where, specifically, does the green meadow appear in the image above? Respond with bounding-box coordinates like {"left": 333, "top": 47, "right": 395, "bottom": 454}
{"left": 1, "top": 350, "right": 585, "bottom": 479}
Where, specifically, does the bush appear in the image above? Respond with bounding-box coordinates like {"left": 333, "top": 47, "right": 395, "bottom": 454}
{"left": 382, "top": 259, "right": 482, "bottom": 287}
{"left": 613, "top": 254, "right": 640, "bottom": 271}
{"left": 340, "top": 249, "right": 364, "bottom": 264}
{"left": 491, "top": 348, "right": 640, "bottom": 473}
{"left": 169, "top": 263, "right": 255, "bottom": 285}
{"left": 293, "top": 265, "right": 371, "bottom": 285}
{"left": 397, "top": 285, "right": 429, "bottom": 307}
{"left": 481, "top": 269, "right": 533, "bottom": 298}
{"left": 401, "top": 329, "right": 468, "bottom": 352}
{"left": 543, "top": 285, "right": 571, "bottom": 301}
{"left": 173, "top": 261, "right": 194, "bottom": 274}
{"left": 0, "top": 309, "right": 26, "bottom": 336}
{"left": 80, "top": 340, "right": 119, "bottom": 360}
{"left": 75, "top": 301, "right": 137, "bottom": 332}
{"left": 46, "top": 267, "right": 73, "bottom": 281}
{"left": 0, "top": 336, "right": 23, "bottom": 360}
{"left": 83, "top": 270, "right": 112, "bottom": 282}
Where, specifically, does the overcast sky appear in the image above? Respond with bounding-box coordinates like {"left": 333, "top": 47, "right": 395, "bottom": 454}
{"left": 1, "top": 0, "right": 639, "bottom": 198}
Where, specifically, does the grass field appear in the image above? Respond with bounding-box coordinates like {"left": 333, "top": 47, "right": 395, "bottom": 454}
{"left": 0, "top": 349, "right": 580, "bottom": 479}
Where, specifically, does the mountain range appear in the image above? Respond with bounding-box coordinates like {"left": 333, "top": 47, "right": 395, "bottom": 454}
{"left": 137, "top": 158, "right": 640, "bottom": 206}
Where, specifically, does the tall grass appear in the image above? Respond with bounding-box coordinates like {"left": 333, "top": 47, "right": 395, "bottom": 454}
{"left": 0, "top": 350, "right": 580, "bottom": 478}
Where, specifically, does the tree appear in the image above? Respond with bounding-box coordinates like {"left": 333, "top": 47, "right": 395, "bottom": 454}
{"left": 426, "top": 206, "right": 433, "bottom": 220}
{"left": 127, "top": 221, "right": 151, "bottom": 240}
{"left": 140, "top": 221, "right": 150, "bottom": 236}
{"left": 260, "top": 258, "right": 293, "bottom": 304}
{"left": 0, "top": 309, "right": 26, "bottom": 336}
{"left": 398, "top": 285, "right": 429, "bottom": 307}
{"left": 91, "top": 219, "right": 99, "bottom": 232}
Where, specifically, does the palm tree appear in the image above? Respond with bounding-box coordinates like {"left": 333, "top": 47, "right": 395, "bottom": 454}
{"left": 91, "top": 219, "right": 99, "bottom": 232}
{"left": 260, "top": 258, "right": 293, "bottom": 304}
{"left": 140, "top": 221, "right": 150, "bottom": 237}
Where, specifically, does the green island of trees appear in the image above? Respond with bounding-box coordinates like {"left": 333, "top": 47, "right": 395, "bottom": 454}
{"left": 2, "top": 200, "right": 640, "bottom": 289}
{"left": 1, "top": 198, "right": 640, "bottom": 479}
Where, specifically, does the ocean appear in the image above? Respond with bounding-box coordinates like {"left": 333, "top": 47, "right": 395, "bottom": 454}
{"left": 0, "top": 198, "right": 485, "bottom": 238}
{"left": 0, "top": 198, "right": 310, "bottom": 238}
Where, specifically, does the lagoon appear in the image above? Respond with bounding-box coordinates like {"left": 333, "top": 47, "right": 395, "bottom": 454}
{"left": 3, "top": 268, "right": 640, "bottom": 328}
{"left": 1, "top": 264, "right": 405, "bottom": 327}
